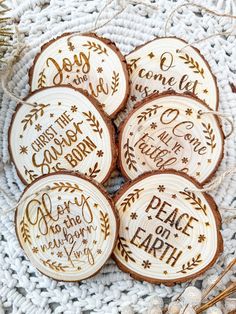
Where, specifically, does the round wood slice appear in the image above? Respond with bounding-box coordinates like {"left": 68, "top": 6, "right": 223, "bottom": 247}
{"left": 118, "top": 92, "right": 224, "bottom": 184}
{"left": 15, "top": 171, "right": 119, "bottom": 282}
{"left": 29, "top": 32, "right": 129, "bottom": 117}
{"left": 9, "top": 86, "right": 117, "bottom": 184}
{"left": 113, "top": 170, "right": 223, "bottom": 285}
{"left": 126, "top": 37, "right": 219, "bottom": 111}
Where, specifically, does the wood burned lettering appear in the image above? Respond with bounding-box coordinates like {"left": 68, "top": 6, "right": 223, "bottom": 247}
{"left": 129, "top": 51, "right": 201, "bottom": 98}
{"left": 23, "top": 190, "right": 102, "bottom": 268}
{"left": 130, "top": 195, "right": 200, "bottom": 268}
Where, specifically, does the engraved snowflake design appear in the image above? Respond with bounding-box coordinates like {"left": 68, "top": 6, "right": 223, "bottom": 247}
{"left": 148, "top": 52, "right": 155, "bottom": 59}
{"left": 198, "top": 234, "right": 206, "bottom": 243}
{"left": 71, "top": 105, "right": 78, "bottom": 113}
{"left": 150, "top": 122, "right": 157, "bottom": 129}
{"left": 157, "top": 185, "right": 165, "bottom": 192}
{"left": 32, "top": 247, "right": 38, "bottom": 253}
{"left": 82, "top": 239, "right": 88, "bottom": 245}
{"left": 130, "top": 95, "right": 137, "bottom": 102}
{"left": 130, "top": 212, "right": 138, "bottom": 220}
{"left": 181, "top": 157, "right": 189, "bottom": 164}
{"left": 97, "top": 249, "right": 102, "bottom": 254}
{"left": 185, "top": 108, "right": 193, "bottom": 116}
{"left": 97, "top": 150, "right": 104, "bottom": 157}
{"left": 19, "top": 145, "right": 28, "bottom": 155}
{"left": 57, "top": 252, "right": 63, "bottom": 258}
{"left": 35, "top": 124, "right": 42, "bottom": 132}
{"left": 142, "top": 260, "right": 151, "bottom": 269}
{"left": 97, "top": 67, "right": 103, "bottom": 73}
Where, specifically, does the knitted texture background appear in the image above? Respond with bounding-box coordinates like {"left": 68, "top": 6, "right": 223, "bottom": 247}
{"left": 0, "top": 0, "right": 236, "bottom": 313}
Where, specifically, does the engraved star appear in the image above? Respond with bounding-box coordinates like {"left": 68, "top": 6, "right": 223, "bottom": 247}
{"left": 50, "top": 113, "right": 54, "bottom": 118}
{"left": 150, "top": 122, "right": 157, "bottom": 129}
{"left": 157, "top": 185, "right": 165, "bottom": 192}
{"left": 82, "top": 239, "right": 88, "bottom": 245}
{"left": 148, "top": 216, "right": 152, "bottom": 220}
{"left": 125, "top": 227, "right": 129, "bottom": 231}
{"left": 35, "top": 124, "right": 42, "bottom": 132}
{"left": 76, "top": 69, "right": 80, "bottom": 73}
{"left": 68, "top": 43, "right": 75, "bottom": 51}
{"left": 19, "top": 145, "right": 28, "bottom": 155}
{"left": 66, "top": 75, "right": 70, "bottom": 79}
{"left": 148, "top": 52, "right": 155, "bottom": 59}
{"left": 97, "top": 150, "right": 104, "bottom": 157}
{"left": 208, "top": 159, "right": 212, "bottom": 164}
{"left": 97, "top": 67, "right": 103, "bottom": 73}
{"left": 163, "top": 270, "right": 168, "bottom": 275}
{"left": 203, "top": 89, "right": 208, "bottom": 94}
{"left": 142, "top": 260, "right": 151, "bottom": 269}
{"left": 129, "top": 132, "right": 134, "bottom": 136}
{"left": 77, "top": 266, "right": 81, "bottom": 270}
{"left": 198, "top": 234, "right": 206, "bottom": 243}
{"left": 58, "top": 196, "right": 61, "bottom": 200}
{"left": 94, "top": 203, "right": 98, "bottom": 208}
{"left": 130, "top": 95, "right": 137, "bottom": 102}
{"left": 187, "top": 245, "right": 192, "bottom": 250}
{"left": 32, "top": 247, "right": 38, "bottom": 253}
{"left": 185, "top": 108, "right": 193, "bottom": 116}
{"left": 71, "top": 105, "right": 78, "bottom": 113}
{"left": 172, "top": 194, "right": 177, "bottom": 199}
{"left": 51, "top": 252, "right": 54, "bottom": 255}
{"left": 197, "top": 162, "right": 201, "bottom": 166}
{"left": 93, "top": 240, "right": 97, "bottom": 244}
{"left": 205, "top": 222, "right": 210, "bottom": 226}
{"left": 181, "top": 157, "right": 188, "bottom": 164}
{"left": 102, "top": 59, "right": 105, "bottom": 62}
{"left": 58, "top": 49, "right": 62, "bottom": 53}
{"left": 57, "top": 251, "right": 63, "bottom": 258}
{"left": 142, "top": 162, "right": 146, "bottom": 166}
{"left": 36, "top": 235, "right": 40, "bottom": 239}
{"left": 174, "top": 233, "right": 178, "bottom": 238}
{"left": 97, "top": 249, "right": 102, "bottom": 254}
{"left": 196, "top": 172, "right": 200, "bottom": 176}
{"left": 19, "top": 135, "right": 23, "bottom": 139}
{"left": 58, "top": 102, "right": 62, "bottom": 106}
{"left": 130, "top": 212, "right": 138, "bottom": 220}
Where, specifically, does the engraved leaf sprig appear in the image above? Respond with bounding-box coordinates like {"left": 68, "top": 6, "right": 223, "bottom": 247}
{"left": 180, "top": 191, "right": 207, "bottom": 216}
{"left": 21, "top": 103, "right": 50, "bottom": 131}
{"left": 51, "top": 182, "right": 83, "bottom": 193}
{"left": 41, "top": 259, "right": 69, "bottom": 272}
{"left": 82, "top": 41, "right": 108, "bottom": 55}
{"left": 100, "top": 211, "right": 110, "bottom": 240}
{"left": 111, "top": 71, "right": 119, "bottom": 95}
{"left": 120, "top": 188, "right": 144, "bottom": 212}
{"left": 83, "top": 111, "right": 103, "bottom": 139}
{"left": 123, "top": 138, "right": 137, "bottom": 172}
{"left": 37, "top": 69, "right": 46, "bottom": 88}
{"left": 178, "top": 53, "right": 205, "bottom": 78}
{"left": 202, "top": 122, "right": 216, "bottom": 153}
{"left": 127, "top": 57, "right": 141, "bottom": 74}
{"left": 137, "top": 105, "right": 162, "bottom": 124}
{"left": 20, "top": 217, "right": 32, "bottom": 245}
{"left": 117, "top": 236, "right": 136, "bottom": 263}
{"left": 24, "top": 166, "right": 38, "bottom": 182}
{"left": 85, "top": 162, "right": 101, "bottom": 179}
{"left": 178, "top": 254, "right": 202, "bottom": 274}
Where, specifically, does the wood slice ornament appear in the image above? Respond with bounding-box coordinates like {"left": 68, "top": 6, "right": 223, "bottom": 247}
{"left": 9, "top": 86, "right": 116, "bottom": 184}
{"left": 113, "top": 170, "right": 223, "bottom": 285}
{"left": 126, "top": 37, "right": 218, "bottom": 112}
{"left": 118, "top": 92, "right": 224, "bottom": 184}
{"left": 15, "top": 172, "right": 118, "bottom": 281}
{"left": 29, "top": 32, "right": 129, "bottom": 117}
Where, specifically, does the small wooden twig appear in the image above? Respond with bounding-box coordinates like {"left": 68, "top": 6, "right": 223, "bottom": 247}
{"left": 196, "top": 282, "right": 236, "bottom": 313}
{"left": 201, "top": 258, "right": 236, "bottom": 302}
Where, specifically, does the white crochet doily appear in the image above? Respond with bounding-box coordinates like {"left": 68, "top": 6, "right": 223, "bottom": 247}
{"left": 0, "top": 0, "right": 236, "bottom": 313}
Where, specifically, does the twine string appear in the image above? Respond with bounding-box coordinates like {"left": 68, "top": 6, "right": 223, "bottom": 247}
{"left": 164, "top": 3, "right": 236, "bottom": 52}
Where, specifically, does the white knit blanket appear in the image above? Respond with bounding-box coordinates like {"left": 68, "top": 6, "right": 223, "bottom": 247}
{"left": 0, "top": 0, "right": 236, "bottom": 313}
